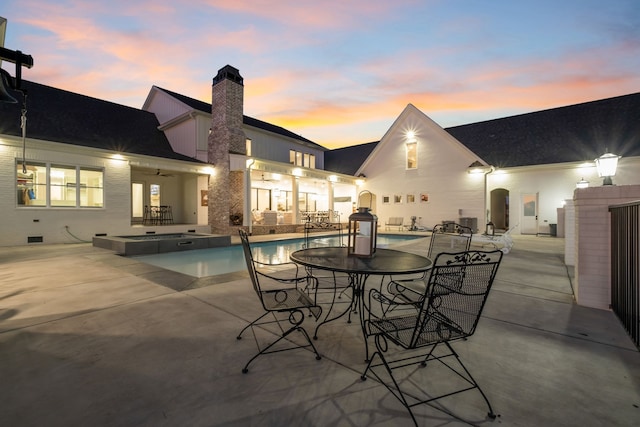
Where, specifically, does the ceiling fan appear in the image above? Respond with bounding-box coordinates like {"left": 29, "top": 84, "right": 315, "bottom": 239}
{"left": 145, "top": 169, "right": 174, "bottom": 177}
{"left": 261, "top": 173, "right": 279, "bottom": 182}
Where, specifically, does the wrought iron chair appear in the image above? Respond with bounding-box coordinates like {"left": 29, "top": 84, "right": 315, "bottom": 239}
{"left": 300, "top": 223, "right": 352, "bottom": 339}
{"left": 387, "top": 223, "right": 473, "bottom": 306}
{"left": 362, "top": 250, "right": 503, "bottom": 425}
{"left": 236, "top": 229, "right": 322, "bottom": 373}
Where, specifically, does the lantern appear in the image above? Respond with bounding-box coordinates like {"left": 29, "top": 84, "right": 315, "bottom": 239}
{"left": 348, "top": 191, "right": 378, "bottom": 257}
{"left": 595, "top": 151, "right": 620, "bottom": 186}
{"left": 485, "top": 222, "right": 495, "bottom": 236}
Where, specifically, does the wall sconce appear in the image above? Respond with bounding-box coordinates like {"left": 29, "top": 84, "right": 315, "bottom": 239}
{"left": 595, "top": 151, "right": 620, "bottom": 186}
{"left": 467, "top": 161, "right": 493, "bottom": 174}
{"left": 576, "top": 178, "right": 589, "bottom": 189}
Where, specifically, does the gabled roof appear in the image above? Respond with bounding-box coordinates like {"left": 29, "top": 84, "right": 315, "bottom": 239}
{"left": 155, "top": 87, "right": 325, "bottom": 150}
{"left": 446, "top": 92, "right": 640, "bottom": 168}
{"left": 324, "top": 92, "right": 640, "bottom": 174}
{"left": 0, "top": 81, "right": 200, "bottom": 162}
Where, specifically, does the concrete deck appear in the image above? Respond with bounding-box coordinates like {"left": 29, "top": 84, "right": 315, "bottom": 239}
{"left": 1, "top": 234, "right": 638, "bottom": 426}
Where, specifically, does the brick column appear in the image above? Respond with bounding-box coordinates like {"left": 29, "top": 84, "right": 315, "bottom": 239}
{"left": 208, "top": 65, "right": 247, "bottom": 235}
{"left": 574, "top": 185, "right": 640, "bottom": 309}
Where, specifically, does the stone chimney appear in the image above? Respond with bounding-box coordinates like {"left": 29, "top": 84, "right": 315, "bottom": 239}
{"left": 208, "top": 65, "right": 247, "bottom": 234}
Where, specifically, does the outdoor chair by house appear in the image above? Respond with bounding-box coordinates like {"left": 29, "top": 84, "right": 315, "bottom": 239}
{"left": 471, "top": 224, "right": 518, "bottom": 254}
{"left": 236, "top": 229, "right": 322, "bottom": 373}
{"left": 387, "top": 223, "right": 473, "bottom": 306}
{"left": 362, "top": 250, "right": 504, "bottom": 425}
{"left": 385, "top": 217, "right": 404, "bottom": 231}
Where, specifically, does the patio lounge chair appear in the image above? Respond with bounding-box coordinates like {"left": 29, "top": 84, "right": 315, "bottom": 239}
{"left": 385, "top": 217, "right": 404, "bottom": 231}
{"left": 236, "top": 229, "right": 322, "bottom": 373}
{"left": 361, "top": 250, "right": 504, "bottom": 425}
{"left": 470, "top": 224, "right": 518, "bottom": 254}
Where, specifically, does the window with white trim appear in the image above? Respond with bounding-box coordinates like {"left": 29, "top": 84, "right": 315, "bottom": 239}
{"left": 16, "top": 161, "right": 104, "bottom": 208}
{"left": 406, "top": 142, "right": 417, "bottom": 169}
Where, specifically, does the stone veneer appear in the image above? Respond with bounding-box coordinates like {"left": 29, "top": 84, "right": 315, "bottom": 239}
{"left": 208, "top": 65, "right": 247, "bottom": 235}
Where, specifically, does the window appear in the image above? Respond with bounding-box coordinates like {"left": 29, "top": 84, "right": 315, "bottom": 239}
{"left": 406, "top": 142, "right": 417, "bottom": 169}
{"left": 289, "top": 150, "right": 316, "bottom": 169}
{"left": 16, "top": 162, "right": 46, "bottom": 206}
{"left": 16, "top": 161, "right": 104, "bottom": 208}
{"left": 246, "top": 138, "right": 252, "bottom": 156}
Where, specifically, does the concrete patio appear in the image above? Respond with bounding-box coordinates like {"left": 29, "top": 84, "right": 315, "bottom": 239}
{"left": 0, "top": 234, "right": 638, "bottom": 426}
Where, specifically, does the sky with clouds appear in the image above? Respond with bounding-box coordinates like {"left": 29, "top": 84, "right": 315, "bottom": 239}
{"left": 2, "top": 0, "right": 639, "bottom": 148}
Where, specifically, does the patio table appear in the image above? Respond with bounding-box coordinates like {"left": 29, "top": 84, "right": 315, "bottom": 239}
{"left": 290, "top": 247, "right": 432, "bottom": 361}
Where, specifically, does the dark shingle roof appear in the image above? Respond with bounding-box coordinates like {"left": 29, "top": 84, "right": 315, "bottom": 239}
{"left": 155, "top": 87, "right": 324, "bottom": 149}
{"left": 446, "top": 92, "right": 640, "bottom": 168}
{"left": 325, "top": 92, "right": 640, "bottom": 173}
{"left": 324, "top": 142, "right": 378, "bottom": 175}
{"left": 0, "top": 81, "right": 200, "bottom": 162}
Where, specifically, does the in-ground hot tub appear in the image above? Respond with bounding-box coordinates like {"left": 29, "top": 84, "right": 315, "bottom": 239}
{"left": 93, "top": 233, "right": 231, "bottom": 256}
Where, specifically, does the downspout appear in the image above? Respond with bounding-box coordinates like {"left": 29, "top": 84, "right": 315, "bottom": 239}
{"left": 484, "top": 167, "right": 495, "bottom": 225}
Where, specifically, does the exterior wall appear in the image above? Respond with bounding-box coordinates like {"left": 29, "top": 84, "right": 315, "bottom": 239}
{"left": 1, "top": 136, "right": 210, "bottom": 246}
{"left": 564, "top": 199, "right": 576, "bottom": 266}
{"left": 144, "top": 90, "right": 191, "bottom": 127}
{"left": 359, "top": 106, "right": 485, "bottom": 230}
{"left": 244, "top": 126, "right": 325, "bottom": 169}
{"left": 573, "top": 185, "right": 640, "bottom": 310}
{"left": 1, "top": 139, "right": 129, "bottom": 245}
{"left": 164, "top": 121, "right": 197, "bottom": 158}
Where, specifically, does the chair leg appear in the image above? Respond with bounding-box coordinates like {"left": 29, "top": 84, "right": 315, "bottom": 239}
{"left": 236, "top": 311, "right": 270, "bottom": 339}
{"left": 361, "top": 335, "right": 420, "bottom": 426}
{"left": 442, "top": 342, "right": 496, "bottom": 419}
{"left": 239, "top": 310, "right": 322, "bottom": 374}
{"left": 362, "top": 338, "right": 497, "bottom": 424}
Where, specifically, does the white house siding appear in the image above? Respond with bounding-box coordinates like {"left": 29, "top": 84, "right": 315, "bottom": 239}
{"left": 244, "top": 126, "right": 325, "bottom": 169}
{"left": 143, "top": 88, "right": 191, "bottom": 125}
{"left": 358, "top": 105, "right": 486, "bottom": 231}
{"left": 0, "top": 139, "right": 131, "bottom": 246}
{"left": 163, "top": 122, "right": 198, "bottom": 159}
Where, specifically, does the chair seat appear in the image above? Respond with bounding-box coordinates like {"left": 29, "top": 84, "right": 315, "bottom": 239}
{"left": 261, "top": 288, "right": 321, "bottom": 319}
{"left": 369, "top": 313, "right": 468, "bottom": 349}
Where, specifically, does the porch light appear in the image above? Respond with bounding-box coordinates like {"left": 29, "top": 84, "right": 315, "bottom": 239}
{"left": 595, "top": 151, "right": 620, "bottom": 186}
{"left": 348, "top": 190, "right": 377, "bottom": 258}
{"left": 467, "top": 161, "right": 492, "bottom": 174}
{"left": 576, "top": 178, "right": 589, "bottom": 189}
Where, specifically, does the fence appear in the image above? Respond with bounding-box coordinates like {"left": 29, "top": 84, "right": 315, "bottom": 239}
{"left": 609, "top": 201, "right": 640, "bottom": 348}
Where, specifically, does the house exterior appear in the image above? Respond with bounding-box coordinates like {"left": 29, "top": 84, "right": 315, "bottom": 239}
{"left": 326, "top": 93, "right": 640, "bottom": 237}
{"left": 1, "top": 62, "right": 638, "bottom": 254}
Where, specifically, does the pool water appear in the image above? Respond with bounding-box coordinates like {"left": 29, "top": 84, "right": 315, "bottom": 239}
{"left": 132, "top": 234, "right": 422, "bottom": 278}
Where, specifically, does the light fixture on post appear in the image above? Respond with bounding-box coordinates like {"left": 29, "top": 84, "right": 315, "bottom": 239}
{"left": 595, "top": 151, "right": 620, "bottom": 186}
{"left": 348, "top": 190, "right": 377, "bottom": 258}
{"left": 1, "top": 17, "right": 35, "bottom": 175}
{"left": 576, "top": 178, "right": 589, "bottom": 189}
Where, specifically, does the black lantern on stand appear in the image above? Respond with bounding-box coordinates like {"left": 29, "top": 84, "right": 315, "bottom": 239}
{"left": 348, "top": 190, "right": 378, "bottom": 257}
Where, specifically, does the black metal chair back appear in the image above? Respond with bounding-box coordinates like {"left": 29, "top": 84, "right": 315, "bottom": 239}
{"left": 363, "top": 249, "right": 503, "bottom": 425}
{"left": 428, "top": 223, "right": 473, "bottom": 258}
{"left": 237, "top": 229, "right": 322, "bottom": 373}
{"left": 412, "top": 250, "right": 501, "bottom": 346}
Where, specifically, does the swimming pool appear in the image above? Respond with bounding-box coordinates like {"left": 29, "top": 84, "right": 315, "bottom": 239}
{"left": 132, "top": 234, "right": 423, "bottom": 278}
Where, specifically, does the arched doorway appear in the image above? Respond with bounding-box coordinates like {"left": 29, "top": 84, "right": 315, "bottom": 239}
{"left": 490, "top": 188, "right": 509, "bottom": 231}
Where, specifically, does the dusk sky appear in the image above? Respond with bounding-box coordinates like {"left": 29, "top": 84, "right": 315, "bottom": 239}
{"left": 1, "top": 1, "right": 638, "bottom": 148}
